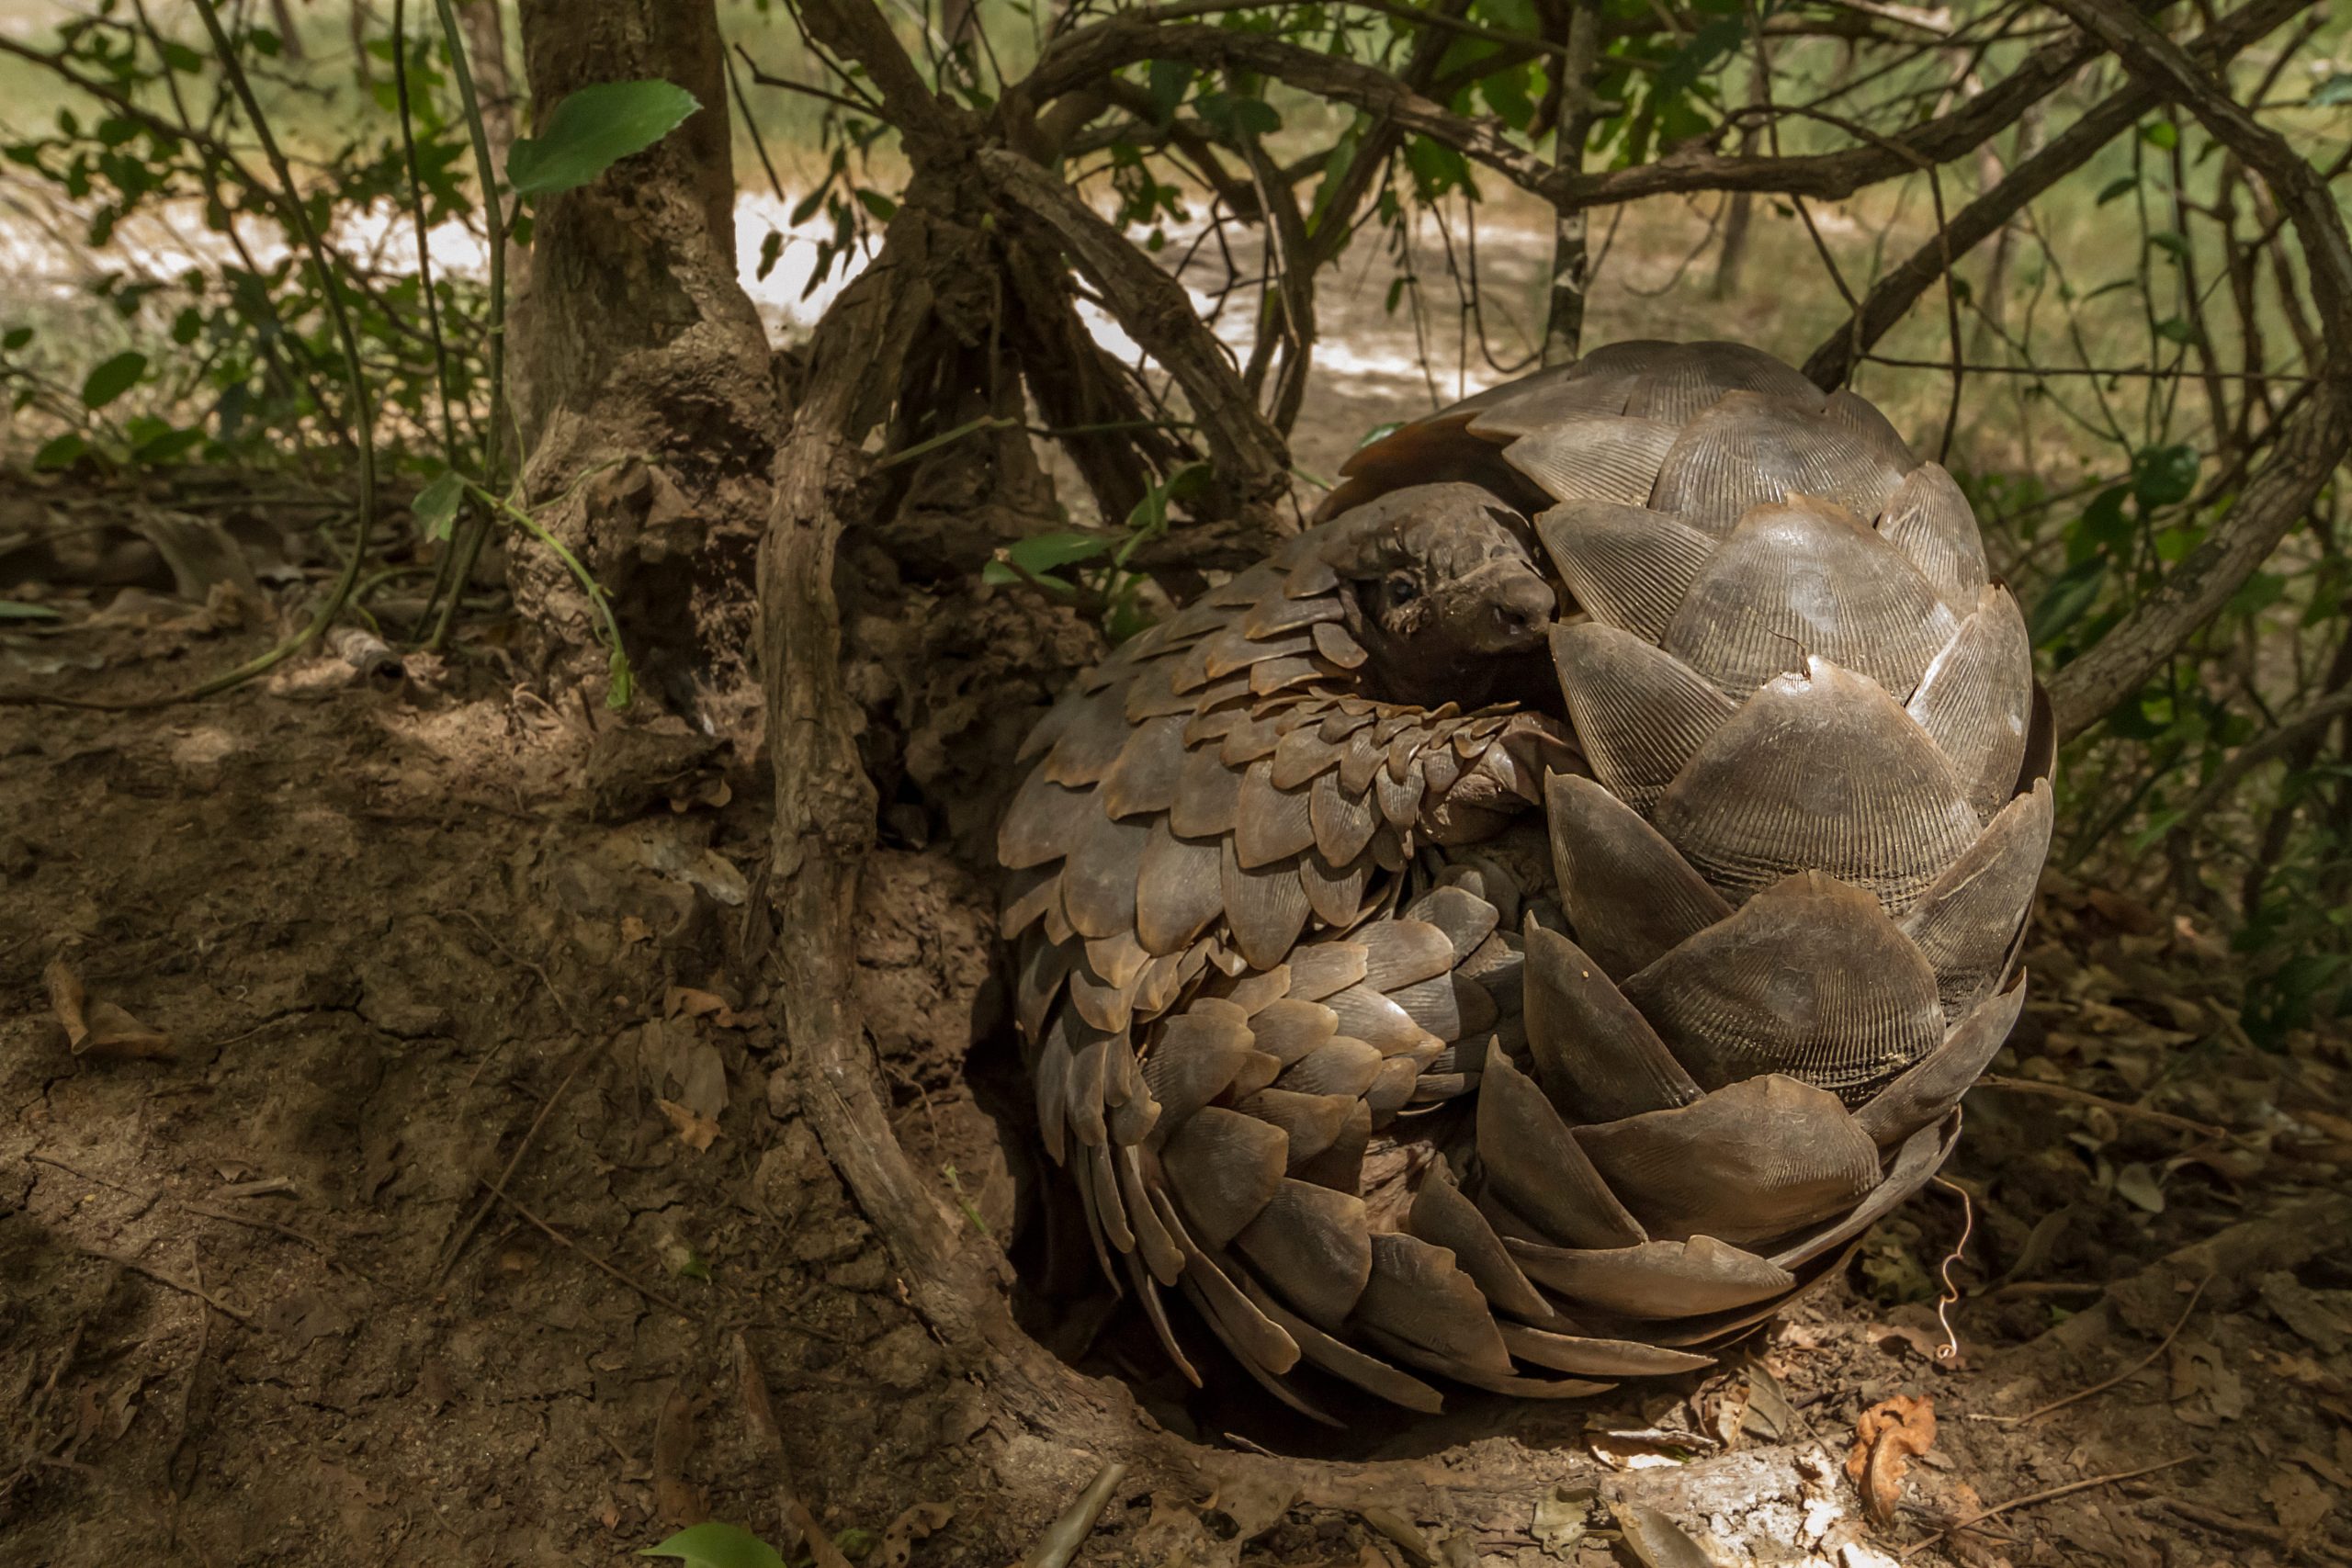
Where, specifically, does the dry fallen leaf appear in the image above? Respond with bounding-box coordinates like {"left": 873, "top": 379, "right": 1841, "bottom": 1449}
{"left": 46, "top": 956, "right": 172, "bottom": 1058}
{"left": 1530, "top": 1485, "right": 1593, "bottom": 1560}
{"left": 656, "top": 1098, "right": 721, "bottom": 1152}
{"left": 1609, "top": 1501, "right": 1713, "bottom": 1568}
{"left": 650, "top": 1382, "right": 700, "bottom": 1529}
{"left": 2266, "top": 1470, "right": 2335, "bottom": 1540}
{"left": 877, "top": 1501, "right": 953, "bottom": 1568}
{"left": 44, "top": 955, "right": 87, "bottom": 1047}
{"left": 1846, "top": 1393, "right": 1937, "bottom": 1526}
{"left": 81, "top": 1000, "right": 174, "bottom": 1059}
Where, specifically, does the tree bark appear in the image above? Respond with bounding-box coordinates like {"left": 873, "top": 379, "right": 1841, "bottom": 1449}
{"left": 510, "top": 0, "right": 777, "bottom": 725}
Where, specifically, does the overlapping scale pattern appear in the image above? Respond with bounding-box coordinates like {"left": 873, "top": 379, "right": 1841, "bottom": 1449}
{"left": 996, "top": 341, "right": 2051, "bottom": 1416}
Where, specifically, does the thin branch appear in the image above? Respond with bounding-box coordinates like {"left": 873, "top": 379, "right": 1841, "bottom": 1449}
{"left": 1803, "top": 0, "right": 2312, "bottom": 388}
{"left": 2163, "top": 687, "right": 2352, "bottom": 848}
{"left": 1966, "top": 1276, "right": 2212, "bottom": 1428}
{"left": 980, "top": 148, "right": 1290, "bottom": 515}
{"left": 1897, "top": 1460, "right": 2194, "bottom": 1560}
{"left": 2044, "top": 0, "right": 2352, "bottom": 323}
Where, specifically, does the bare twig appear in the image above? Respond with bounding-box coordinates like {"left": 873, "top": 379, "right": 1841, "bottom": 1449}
{"left": 1970, "top": 1275, "right": 2211, "bottom": 1427}
{"left": 1803, "top": 0, "right": 2310, "bottom": 388}
{"left": 431, "top": 1030, "right": 606, "bottom": 1283}
{"left": 1021, "top": 1461, "right": 1128, "bottom": 1568}
{"left": 1899, "top": 1459, "right": 2193, "bottom": 1559}
{"left": 480, "top": 1176, "right": 700, "bottom": 1320}
{"left": 1973, "top": 1076, "right": 2238, "bottom": 1143}
{"left": 84, "top": 1249, "right": 254, "bottom": 1325}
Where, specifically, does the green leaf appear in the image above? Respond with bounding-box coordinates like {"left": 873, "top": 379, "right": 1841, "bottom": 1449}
{"left": 1657, "top": 16, "right": 1743, "bottom": 95}
{"left": 1304, "top": 122, "right": 1362, "bottom": 239}
{"left": 80, "top": 350, "right": 145, "bottom": 409}
{"left": 1195, "top": 92, "right": 1281, "bottom": 141}
{"left": 1005, "top": 531, "right": 1113, "bottom": 575}
{"left": 2153, "top": 316, "right": 2199, "bottom": 346}
{"left": 131, "top": 425, "right": 206, "bottom": 464}
{"left": 639, "top": 1522, "right": 787, "bottom": 1568}
{"left": 2312, "top": 73, "right": 2352, "bottom": 107}
{"left": 834, "top": 1527, "right": 879, "bottom": 1561}
{"left": 2139, "top": 119, "right": 2177, "bottom": 151}
{"left": 981, "top": 559, "right": 1073, "bottom": 594}
{"left": 854, "top": 186, "right": 898, "bottom": 221}
{"left": 1478, "top": 63, "right": 1534, "bottom": 130}
{"left": 756, "top": 231, "right": 784, "bottom": 281}
{"left": 413, "top": 469, "right": 467, "bottom": 542}
{"left": 1148, "top": 60, "right": 1194, "bottom": 126}
{"left": 0, "top": 600, "right": 61, "bottom": 620}
{"left": 1355, "top": 420, "right": 1406, "bottom": 449}
{"left": 2078, "top": 485, "right": 2132, "bottom": 554}
{"left": 507, "top": 80, "right": 699, "bottom": 198}
{"left": 2228, "top": 570, "right": 2287, "bottom": 617}
{"left": 2132, "top": 444, "right": 2199, "bottom": 508}
{"left": 2148, "top": 231, "right": 2188, "bottom": 261}
{"left": 2030, "top": 558, "right": 2107, "bottom": 646}
{"left": 1, "top": 326, "right": 29, "bottom": 351}
{"left": 33, "top": 433, "right": 87, "bottom": 469}
{"left": 2094, "top": 176, "right": 2135, "bottom": 206}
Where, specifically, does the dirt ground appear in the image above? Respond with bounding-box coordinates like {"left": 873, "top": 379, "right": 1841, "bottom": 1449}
{"left": 2, "top": 456, "right": 2349, "bottom": 1568}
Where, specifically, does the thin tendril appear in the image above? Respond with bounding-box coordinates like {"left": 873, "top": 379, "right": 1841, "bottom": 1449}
{"left": 1931, "top": 1119, "right": 1972, "bottom": 1362}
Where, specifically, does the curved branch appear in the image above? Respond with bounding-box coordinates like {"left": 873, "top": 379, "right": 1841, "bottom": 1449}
{"left": 762, "top": 208, "right": 967, "bottom": 1306}
{"left": 1024, "top": 13, "right": 2109, "bottom": 213}
{"left": 1802, "top": 0, "right": 2310, "bottom": 389}
{"left": 979, "top": 147, "right": 1291, "bottom": 517}
{"left": 1554, "top": 20, "right": 2108, "bottom": 210}
{"left": 1024, "top": 21, "right": 1555, "bottom": 197}
{"left": 2165, "top": 686, "right": 2352, "bottom": 851}
{"left": 2038, "top": 0, "right": 2352, "bottom": 739}
{"left": 2047, "top": 381, "right": 2352, "bottom": 740}
{"left": 2043, "top": 0, "right": 2352, "bottom": 322}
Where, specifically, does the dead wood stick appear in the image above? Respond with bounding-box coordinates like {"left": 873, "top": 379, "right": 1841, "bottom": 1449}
{"left": 175, "top": 1199, "right": 378, "bottom": 1287}
{"left": 786, "top": 1500, "right": 858, "bottom": 1568}
{"left": 1969, "top": 1274, "right": 2211, "bottom": 1427}
{"left": 479, "top": 1175, "right": 699, "bottom": 1322}
{"left": 1021, "top": 1461, "right": 1128, "bottom": 1568}
{"left": 2154, "top": 1496, "right": 2352, "bottom": 1565}
{"left": 1897, "top": 1459, "right": 2192, "bottom": 1560}
{"left": 1973, "top": 1077, "right": 2239, "bottom": 1144}
{"left": 84, "top": 1248, "right": 253, "bottom": 1325}
{"left": 432, "top": 1030, "right": 605, "bottom": 1284}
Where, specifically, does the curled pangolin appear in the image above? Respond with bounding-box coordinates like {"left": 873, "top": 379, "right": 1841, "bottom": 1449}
{"left": 996, "top": 339, "right": 2051, "bottom": 1416}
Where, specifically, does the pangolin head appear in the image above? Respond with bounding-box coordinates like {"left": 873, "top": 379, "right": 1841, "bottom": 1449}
{"left": 1317, "top": 482, "right": 1556, "bottom": 676}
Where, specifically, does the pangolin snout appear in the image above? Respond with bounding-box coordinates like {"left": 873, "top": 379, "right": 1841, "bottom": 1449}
{"left": 1472, "top": 569, "right": 1556, "bottom": 651}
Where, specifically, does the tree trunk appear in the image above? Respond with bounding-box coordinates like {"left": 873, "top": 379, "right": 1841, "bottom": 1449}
{"left": 510, "top": 0, "right": 777, "bottom": 727}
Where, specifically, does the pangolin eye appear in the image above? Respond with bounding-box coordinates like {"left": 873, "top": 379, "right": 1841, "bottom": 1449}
{"left": 1385, "top": 572, "right": 1419, "bottom": 605}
